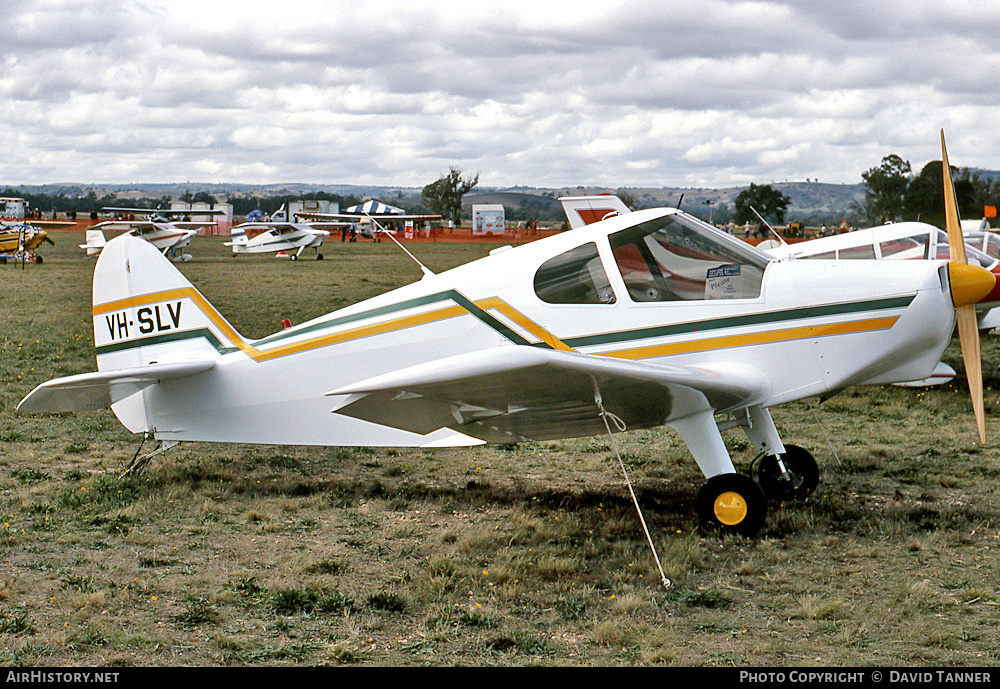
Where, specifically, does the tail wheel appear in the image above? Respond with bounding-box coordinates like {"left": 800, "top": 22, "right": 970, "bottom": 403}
{"left": 696, "top": 473, "right": 767, "bottom": 537}
{"left": 756, "top": 444, "right": 819, "bottom": 501}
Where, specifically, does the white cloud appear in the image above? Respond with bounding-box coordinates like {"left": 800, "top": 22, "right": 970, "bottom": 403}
{"left": 1, "top": 0, "right": 998, "bottom": 188}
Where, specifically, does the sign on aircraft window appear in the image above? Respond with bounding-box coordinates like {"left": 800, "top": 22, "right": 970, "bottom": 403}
{"left": 533, "top": 242, "right": 616, "bottom": 304}
{"left": 608, "top": 215, "right": 766, "bottom": 301}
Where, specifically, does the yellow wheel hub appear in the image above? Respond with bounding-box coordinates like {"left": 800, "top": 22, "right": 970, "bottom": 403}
{"left": 713, "top": 491, "right": 748, "bottom": 526}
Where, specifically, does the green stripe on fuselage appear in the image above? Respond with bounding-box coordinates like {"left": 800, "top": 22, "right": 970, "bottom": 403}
{"left": 563, "top": 295, "right": 915, "bottom": 349}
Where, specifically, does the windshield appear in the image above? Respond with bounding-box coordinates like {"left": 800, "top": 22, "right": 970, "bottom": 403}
{"left": 608, "top": 214, "right": 769, "bottom": 301}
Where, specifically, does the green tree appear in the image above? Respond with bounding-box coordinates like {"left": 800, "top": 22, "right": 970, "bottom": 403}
{"left": 422, "top": 168, "right": 479, "bottom": 225}
{"left": 733, "top": 183, "right": 791, "bottom": 226}
{"left": 903, "top": 160, "right": 977, "bottom": 228}
{"left": 860, "top": 154, "right": 911, "bottom": 225}
{"left": 615, "top": 189, "right": 639, "bottom": 211}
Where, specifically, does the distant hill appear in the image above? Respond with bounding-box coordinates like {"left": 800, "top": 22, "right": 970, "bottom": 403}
{"left": 2, "top": 176, "right": 975, "bottom": 225}
{"left": 466, "top": 181, "right": 867, "bottom": 224}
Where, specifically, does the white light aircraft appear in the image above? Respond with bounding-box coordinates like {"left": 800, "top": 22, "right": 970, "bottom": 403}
{"left": 225, "top": 205, "right": 342, "bottom": 260}
{"left": 297, "top": 200, "right": 442, "bottom": 240}
{"left": 17, "top": 133, "right": 995, "bottom": 541}
{"left": 81, "top": 207, "right": 223, "bottom": 262}
{"left": 759, "top": 221, "right": 1000, "bottom": 388}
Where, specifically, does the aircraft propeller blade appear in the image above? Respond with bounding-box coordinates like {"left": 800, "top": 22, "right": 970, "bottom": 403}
{"left": 942, "top": 129, "right": 989, "bottom": 443}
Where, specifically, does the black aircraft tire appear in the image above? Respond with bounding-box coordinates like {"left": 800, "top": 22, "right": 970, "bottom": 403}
{"left": 757, "top": 445, "right": 819, "bottom": 501}
{"left": 696, "top": 473, "right": 767, "bottom": 538}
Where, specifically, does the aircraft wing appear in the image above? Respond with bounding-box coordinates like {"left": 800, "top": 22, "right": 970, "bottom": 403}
{"left": 17, "top": 360, "right": 217, "bottom": 413}
{"left": 297, "top": 212, "right": 442, "bottom": 222}
{"left": 103, "top": 207, "right": 226, "bottom": 216}
{"left": 91, "top": 221, "right": 157, "bottom": 231}
{"left": 27, "top": 220, "right": 76, "bottom": 230}
{"left": 328, "top": 347, "right": 770, "bottom": 443}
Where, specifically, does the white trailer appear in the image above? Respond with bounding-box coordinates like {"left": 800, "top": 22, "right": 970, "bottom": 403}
{"left": 472, "top": 204, "right": 505, "bottom": 236}
{"left": 1, "top": 197, "right": 28, "bottom": 221}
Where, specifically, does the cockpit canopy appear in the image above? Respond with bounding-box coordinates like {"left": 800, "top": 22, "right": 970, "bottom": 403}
{"left": 533, "top": 211, "right": 770, "bottom": 305}
{"left": 796, "top": 226, "right": 997, "bottom": 269}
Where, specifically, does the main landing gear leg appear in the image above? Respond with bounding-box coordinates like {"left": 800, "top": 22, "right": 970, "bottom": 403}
{"left": 670, "top": 410, "right": 767, "bottom": 537}
{"left": 740, "top": 405, "right": 820, "bottom": 502}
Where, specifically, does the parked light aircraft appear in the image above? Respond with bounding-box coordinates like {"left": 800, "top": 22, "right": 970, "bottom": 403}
{"left": 81, "top": 207, "right": 222, "bottom": 262}
{"left": 225, "top": 205, "right": 343, "bottom": 260}
{"left": 17, "top": 133, "right": 995, "bottom": 539}
{"left": 0, "top": 222, "right": 54, "bottom": 263}
{"left": 296, "top": 201, "right": 442, "bottom": 240}
{"left": 761, "top": 221, "right": 1000, "bottom": 332}
{"left": 963, "top": 229, "right": 1000, "bottom": 262}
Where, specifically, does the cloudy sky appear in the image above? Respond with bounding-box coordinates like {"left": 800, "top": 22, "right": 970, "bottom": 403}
{"left": 3, "top": 0, "right": 999, "bottom": 190}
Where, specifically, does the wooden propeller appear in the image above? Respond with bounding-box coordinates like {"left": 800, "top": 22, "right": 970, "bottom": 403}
{"left": 941, "top": 130, "right": 990, "bottom": 443}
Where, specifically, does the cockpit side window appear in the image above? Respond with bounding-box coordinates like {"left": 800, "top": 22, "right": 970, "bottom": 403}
{"left": 929, "top": 229, "right": 996, "bottom": 267}
{"left": 534, "top": 242, "right": 616, "bottom": 304}
{"left": 879, "top": 234, "right": 929, "bottom": 260}
{"left": 608, "top": 215, "right": 767, "bottom": 301}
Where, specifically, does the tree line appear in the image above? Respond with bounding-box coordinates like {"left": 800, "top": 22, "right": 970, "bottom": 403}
{"left": 854, "top": 155, "right": 999, "bottom": 229}
{"left": 6, "top": 154, "right": 997, "bottom": 231}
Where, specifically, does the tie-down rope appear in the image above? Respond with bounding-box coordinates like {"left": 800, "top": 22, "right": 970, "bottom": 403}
{"left": 595, "top": 390, "right": 671, "bottom": 589}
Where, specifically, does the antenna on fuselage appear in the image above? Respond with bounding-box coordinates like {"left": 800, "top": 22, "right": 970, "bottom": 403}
{"left": 675, "top": 193, "right": 684, "bottom": 209}
{"left": 751, "top": 206, "right": 787, "bottom": 246}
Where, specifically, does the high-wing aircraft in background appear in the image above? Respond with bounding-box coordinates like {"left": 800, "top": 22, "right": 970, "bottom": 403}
{"left": 224, "top": 205, "right": 344, "bottom": 260}
{"left": 18, "top": 133, "right": 995, "bottom": 542}
{"left": 81, "top": 207, "right": 223, "bottom": 262}
{"left": 295, "top": 200, "right": 441, "bottom": 240}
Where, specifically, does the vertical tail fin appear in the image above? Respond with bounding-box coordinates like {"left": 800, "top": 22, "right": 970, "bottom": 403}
{"left": 92, "top": 234, "right": 244, "bottom": 431}
{"left": 226, "top": 227, "right": 249, "bottom": 250}
{"left": 559, "top": 194, "right": 631, "bottom": 229}
{"left": 80, "top": 228, "right": 107, "bottom": 255}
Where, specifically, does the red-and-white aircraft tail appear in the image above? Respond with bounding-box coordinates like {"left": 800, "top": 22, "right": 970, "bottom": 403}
{"left": 559, "top": 194, "right": 631, "bottom": 229}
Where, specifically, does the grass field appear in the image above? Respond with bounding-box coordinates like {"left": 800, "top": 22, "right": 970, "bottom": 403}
{"left": 2, "top": 231, "right": 1000, "bottom": 667}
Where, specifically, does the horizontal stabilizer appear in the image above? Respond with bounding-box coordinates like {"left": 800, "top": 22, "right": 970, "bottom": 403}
{"left": 328, "top": 347, "right": 770, "bottom": 443}
{"left": 17, "top": 360, "right": 216, "bottom": 413}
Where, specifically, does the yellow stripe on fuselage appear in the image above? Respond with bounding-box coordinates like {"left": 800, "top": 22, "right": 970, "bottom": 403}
{"left": 94, "top": 288, "right": 473, "bottom": 363}
{"left": 252, "top": 305, "right": 468, "bottom": 362}
{"left": 475, "top": 297, "right": 576, "bottom": 351}
{"left": 94, "top": 288, "right": 900, "bottom": 365}
{"left": 599, "top": 316, "right": 899, "bottom": 360}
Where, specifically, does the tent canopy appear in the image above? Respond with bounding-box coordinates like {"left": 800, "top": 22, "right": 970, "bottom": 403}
{"left": 346, "top": 200, "right": 404, "bottom": 215}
